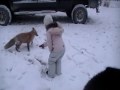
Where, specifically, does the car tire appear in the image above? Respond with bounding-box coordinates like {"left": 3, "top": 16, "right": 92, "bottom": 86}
{"left": 0, "top": 5, "right": 12, "bottom": 26}
{"left": 71, "top": 4, "right": 88, "bottom": 24}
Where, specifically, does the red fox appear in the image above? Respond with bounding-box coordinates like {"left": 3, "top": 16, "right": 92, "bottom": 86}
{"left": 4, "top": 27, "right": 38, "bottom": 52}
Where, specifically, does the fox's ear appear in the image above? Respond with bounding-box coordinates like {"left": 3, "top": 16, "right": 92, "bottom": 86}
{"left": 32, "top": 27, "right": 35, "bottom": 30}
{"left": 32, "top": 27, "right": 35, "bottom": 31}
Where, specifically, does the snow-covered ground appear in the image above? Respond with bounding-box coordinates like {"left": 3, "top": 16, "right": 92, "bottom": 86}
{"left": 0, "top": 7, "right": 120, "bottom": 90}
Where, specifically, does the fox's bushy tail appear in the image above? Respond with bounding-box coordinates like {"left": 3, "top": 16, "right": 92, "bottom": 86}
{"left": 4, "top": 38, "right": 15, "bottom": 49}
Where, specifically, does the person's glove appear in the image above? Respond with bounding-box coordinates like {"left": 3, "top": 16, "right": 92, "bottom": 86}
{"left": 39, "top": 44, "right": 44, "bottom": 49}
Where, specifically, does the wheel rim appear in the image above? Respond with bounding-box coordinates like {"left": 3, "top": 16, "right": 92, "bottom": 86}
{"left": 0, "top": 11, "right": 6, "bottom": 24}
{"left": 75, "top": 9, "right": 84, "bottom": 22}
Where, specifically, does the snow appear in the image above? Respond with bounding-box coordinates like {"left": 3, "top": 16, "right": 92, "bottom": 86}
{"left": 109, "top": 1, "right": 120, "bottom": 8}
{"left": 0, "top": 7, "right": 120, "bottom": 90}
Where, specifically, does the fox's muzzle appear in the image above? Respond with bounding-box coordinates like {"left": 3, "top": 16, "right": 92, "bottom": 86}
{"left": 36, "top": 34, "right": 38, "bottom": 36}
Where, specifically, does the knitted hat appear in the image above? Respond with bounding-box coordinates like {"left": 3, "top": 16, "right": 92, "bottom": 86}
{"left": 43, "top": 15, "right": 53, "bottom": 27}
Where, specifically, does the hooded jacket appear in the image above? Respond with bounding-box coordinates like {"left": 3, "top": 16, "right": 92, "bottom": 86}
{"left": 43, "top": 22, "right": 65, "bottom": 52}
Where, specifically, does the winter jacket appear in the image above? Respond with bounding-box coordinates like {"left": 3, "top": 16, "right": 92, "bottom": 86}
{"left": 43, "top": 22, "right": 65, "bottom": 52}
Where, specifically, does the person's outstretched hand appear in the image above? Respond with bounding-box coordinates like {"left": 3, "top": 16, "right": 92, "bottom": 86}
{"left": 39, "top": 44, "right": 44, "bottom": 49}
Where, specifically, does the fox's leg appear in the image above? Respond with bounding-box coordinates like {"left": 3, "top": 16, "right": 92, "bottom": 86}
{"left": 15, "top": 42, "right": 21, "bottom": 52}
{"left": 27, "top": 43, "right": 30, "bottom": 51}
{"left": 31, "top": 41, "right": 33, "bottom": 45}
{"left": 16, "top": 44, "right": 21, "bottom": 52}
{"left": 16, "top": 45, "right": 20, "bottom": 52}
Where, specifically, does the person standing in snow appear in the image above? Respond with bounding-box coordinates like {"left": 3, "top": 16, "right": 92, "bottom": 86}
{"left": 39, "top": 15, "right": 65, "bottom": 78}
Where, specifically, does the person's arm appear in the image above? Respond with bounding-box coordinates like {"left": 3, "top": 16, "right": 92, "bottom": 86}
{"left": 39, "top": 30, "right": 52, "bottom": 51}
